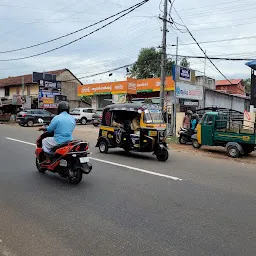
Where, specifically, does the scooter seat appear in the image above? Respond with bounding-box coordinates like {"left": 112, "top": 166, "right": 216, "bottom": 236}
{"left": 52, "top": 142, "right": 70, "bottom": 152}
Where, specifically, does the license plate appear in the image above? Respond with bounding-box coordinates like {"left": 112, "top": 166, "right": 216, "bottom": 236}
{"left": 80, "top": 157, "right": 89, "bottom": 163}
{"left": 59, "top": 159, "right": 68, "bottom": 167}
{"left": 148, "top": 131, "right": 157, "bottom": 136}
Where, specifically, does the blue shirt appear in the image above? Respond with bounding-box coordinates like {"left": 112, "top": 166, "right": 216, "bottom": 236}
{"left": 191, "top": 119, "right": 197, "bottom": 130}
{"left": 47, "top": 111, "right": 76, "bottom": 144}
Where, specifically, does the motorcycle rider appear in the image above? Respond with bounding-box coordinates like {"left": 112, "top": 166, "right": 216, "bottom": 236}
{"left": 182, "top": 110, "right": 192, "bottom": 129}
{"left": 39, "top": 101, "right": 76, "bottom": 162}
{"left": 190, "top": 114, "right": 198, "bottom": 132}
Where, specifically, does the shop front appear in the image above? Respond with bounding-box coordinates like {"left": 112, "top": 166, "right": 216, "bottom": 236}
{"left": 77, "top": 76, "right": 175, "bottom": 110}
{"left": 176, "top": 81, "right": 204, "bottom": 112}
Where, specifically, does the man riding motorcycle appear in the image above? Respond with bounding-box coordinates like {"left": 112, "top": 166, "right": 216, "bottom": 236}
{"left": 39, "top": 101, "right": 76, "bottom": 163}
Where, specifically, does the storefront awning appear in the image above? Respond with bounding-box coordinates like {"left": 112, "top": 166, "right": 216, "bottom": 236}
{"left": 245, "top": 60, "right": 256, "bottom": 71}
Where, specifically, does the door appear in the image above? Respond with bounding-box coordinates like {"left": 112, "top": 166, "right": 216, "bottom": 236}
{"left": 201, "top": 114, "right": 215, "bottom": 146}
{"left": 83, "top": 109, "right": 95, "bottom": 121}
{"left": 39, "top": 110, "right": 53, "bottom": 123}
{"left": 32, "top": 110, "right": 42, "bottom": 123}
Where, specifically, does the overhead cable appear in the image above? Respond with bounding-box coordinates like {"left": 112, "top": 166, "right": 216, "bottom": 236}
{"left": 0, "top": 0, "right": 149, "bottom": 61}
{"left": 0, "top": 0, "right": 149, "bottom": 54}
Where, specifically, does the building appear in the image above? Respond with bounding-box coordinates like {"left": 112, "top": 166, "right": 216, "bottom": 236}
{"left": 196, "top": 75, "right": 216, "bottom": 90}
{"left": 199, "top": 88, "right": 250, "bottom": 113}
{"left": 216, "top": 79, "right": 245, "bottom": 96}
{"left": 0, "top": 69, "right": 89, "bottom": 111}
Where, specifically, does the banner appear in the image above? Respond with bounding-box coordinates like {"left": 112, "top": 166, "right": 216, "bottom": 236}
{"left": 38, "top": 90, "right": 61, "bottom": 108}
{"left": 77, "top": 76, "right": 175, "bottom": 96}
{"left": 127, "top": 77, "right": 137, "bottom": 94}
{"left": 176, "top": 82, "right": 204, "bottom": 100}
{"left": 39, "top": 80, "right": 61, "bottom": 89}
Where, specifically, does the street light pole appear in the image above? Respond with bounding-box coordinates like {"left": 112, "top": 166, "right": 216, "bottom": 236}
{"left": 160, "top": 0, "right": 168, "bottom": 113}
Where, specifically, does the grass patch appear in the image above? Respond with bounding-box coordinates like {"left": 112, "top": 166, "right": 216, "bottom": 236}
{"left": 167, "top": 136, "right": 178, "bottom": 144}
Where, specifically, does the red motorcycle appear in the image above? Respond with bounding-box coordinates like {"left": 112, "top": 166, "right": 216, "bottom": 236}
{"left": 35, "top": 129, "right": 92, "bottom": 185}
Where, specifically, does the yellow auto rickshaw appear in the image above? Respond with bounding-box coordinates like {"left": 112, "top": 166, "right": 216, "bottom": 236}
{"left": 96, "top": 103, "right": 169, "bottom": 161}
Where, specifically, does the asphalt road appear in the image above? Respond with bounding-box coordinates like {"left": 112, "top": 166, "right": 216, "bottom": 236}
{"left": 0, "top": 124, "right": 256, "bottom": 256}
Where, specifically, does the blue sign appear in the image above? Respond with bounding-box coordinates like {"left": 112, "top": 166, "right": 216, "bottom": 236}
{"left": 179, "top": 67, "right": 191, "bottom": 81}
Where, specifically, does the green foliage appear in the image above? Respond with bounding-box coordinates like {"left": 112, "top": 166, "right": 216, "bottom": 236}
{"left": 243, "top": 78, "right": 251, "bottom": 94}
{"left": 180, "top": 57, "right": 190, "bottom": 68}
{"left": 81, "top": 96, "right": 92, "bottom": 104}
{"left": 130, "top": 47, "right": 174, "bottom": 79}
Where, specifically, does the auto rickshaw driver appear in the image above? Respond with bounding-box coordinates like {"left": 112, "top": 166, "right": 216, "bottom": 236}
{"left": 131, "top": 113, "right": 140, "bottom": 132}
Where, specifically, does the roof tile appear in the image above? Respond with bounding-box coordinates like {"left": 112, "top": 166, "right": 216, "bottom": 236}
{"left": 0, "top": 69, "right": 65, "bottom": 88}
{"left": 216, "top": 79, "right": 243, "bottom": 86}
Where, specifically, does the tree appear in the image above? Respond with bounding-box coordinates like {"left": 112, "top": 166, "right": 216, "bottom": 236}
{"left": 243, "top": 78, "right": 251, "bottom": 94}
{"left": 180, "top": 57, "right": 190, "bottom": 68}
{"left": 130, "top": 47, "right": 174, "bottom": 79}
{"left": 81, "top": 96, "right": 92, "bottom": 105}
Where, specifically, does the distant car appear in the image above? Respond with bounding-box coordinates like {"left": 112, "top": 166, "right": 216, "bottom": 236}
{"left": 16, "top": 109, "right": 55, "bottom": 127}
{"left": 92, "top": 110, "right": 102, "bottom": 127}
{"left": 70, "top": 108, "right": 96, "bottom": 125}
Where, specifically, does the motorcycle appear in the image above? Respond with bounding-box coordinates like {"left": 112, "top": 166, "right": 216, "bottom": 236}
{"left": 178, "top": 127, "right": 195, "bottom": 144}
{"left": 35, "top": 119, "right": 92, "bottom": 185}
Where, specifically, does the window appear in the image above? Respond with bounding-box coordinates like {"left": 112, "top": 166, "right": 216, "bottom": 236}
{"left": 40, "top": 110, "right": 51, "bottom": 116}
{"left": 203, "top": 115, "right": 213, "bottom": 125}
{"left": 70, "top": 109, "right": 80, "bottom": 115}
{"left": 83, "top": 109, "right": 93, "bottom": 113}
{"left": 4, "top": 87, "right": 10, "bottom": 96}
{"left": 143, "top": 109, "right": 164, "bottom": 124}
{"left": 16, "top": 86, "right": 20, "bottom": 94}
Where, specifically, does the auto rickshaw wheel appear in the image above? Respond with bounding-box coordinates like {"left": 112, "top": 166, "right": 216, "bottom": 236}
{"left": 192, "top": 139, "right": 201, "bottom": 149}
{"left": 156, "top": 148, "right": 169, "bottom": 162}
{"left": 227, "top": 145, "right": 240, "bottom": 158}
{"left": 99, "top": 140, "right": 108, "bottom": 153}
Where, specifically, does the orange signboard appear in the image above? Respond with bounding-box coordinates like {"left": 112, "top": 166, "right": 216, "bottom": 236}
{"left": 77, "top": 76, "right": 174, "bottom": 96}
{"left": 42, "top": 98, "right": 54, "bottom": 104}
{"left": 77, "top": 81, "right": 128, "bottom": 96}
{"left": 136, "top": 77, "right": 174, "bottom": 92}
{"left": 127, "top": 77, "right": 137, "bottom": 94}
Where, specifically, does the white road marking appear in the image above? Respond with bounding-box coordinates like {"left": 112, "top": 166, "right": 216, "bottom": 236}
{"left": 6, "top": 137, "right": 36, "bottom": 146}
{"left": 90, "top": 157, "right": 182, "bottom": 181}
{"left": 6, "top": 137, "right": 182, "bottom": 181}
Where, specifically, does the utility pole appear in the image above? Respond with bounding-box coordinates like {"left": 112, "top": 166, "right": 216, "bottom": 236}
{"left": 173, "top": 37, "right": 179, "bottom": 136}
{"left": 160, "top": 0, "right": 168, "bottom": 113}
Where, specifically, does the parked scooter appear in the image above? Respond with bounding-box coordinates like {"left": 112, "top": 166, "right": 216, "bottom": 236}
{"left": 35, "top": 119, "right": 92, "bottom": 184}
{"left": 178, "top": 127, "right": 195, "bottom": 144}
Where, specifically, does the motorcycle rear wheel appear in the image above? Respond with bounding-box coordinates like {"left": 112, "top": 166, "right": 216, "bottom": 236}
{"left": 68, "top": 168, "right": 83, "bottom": 185}
{"left": 179, "top": 136, "right": 187, "bottom": 144}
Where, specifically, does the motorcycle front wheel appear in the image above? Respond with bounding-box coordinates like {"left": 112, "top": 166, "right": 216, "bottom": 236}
{"left": 68, "top": 168, "right": 83, "bottom": 185}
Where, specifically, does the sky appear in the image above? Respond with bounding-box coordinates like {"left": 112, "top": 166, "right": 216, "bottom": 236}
{"left": 0, "top": 0, "right": 255, "bottom": 84}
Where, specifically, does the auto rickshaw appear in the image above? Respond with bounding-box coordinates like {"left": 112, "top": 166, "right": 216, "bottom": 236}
{"left": 96, "top": 103, "right": 169, "bottom": 161}
{"left": 191, "top": 111, "right": 256, "bottom": 158}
